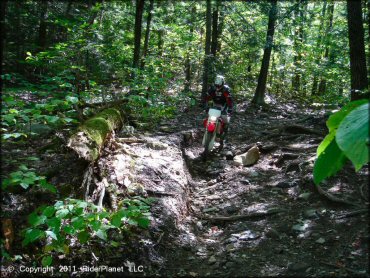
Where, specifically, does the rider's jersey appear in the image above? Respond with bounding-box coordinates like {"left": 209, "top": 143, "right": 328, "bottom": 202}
{"left": 204, "top": 85, "right": 233, "bottom": 113}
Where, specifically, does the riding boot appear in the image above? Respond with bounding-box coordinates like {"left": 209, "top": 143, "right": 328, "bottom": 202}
{"left": 219, "top": 125, "right": 228, "bottom": 150}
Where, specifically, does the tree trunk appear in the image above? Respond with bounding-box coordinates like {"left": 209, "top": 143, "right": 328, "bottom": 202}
{"left": 185, "top": 5, "right": 196, "bottom": 92}
{"left": 38, "top": 0, "right": 48, "bottom": 51}
{"left": 0, "top": 0, "right": 6, "bottom": 92}
{"left": 347, "top": 0, "right": 368, "bottom": 100}
{"left": 311, "top": 1, "right": 327, "bottom": 96}
{"left": 68, "top": 108, "right": 124, "bottom": 162}
{"left": 292, "top": 0, "right": 306, "bottom": 93}
{"left": 211, "top": 1, "right": 219, "bottom": 56}
{"left": 217, "top": 1, "right": 224, "bottom": 53}
{"left": 141, "top": 0, "right": 154, "bottom": 69}
{"left": 318, "top": 1, "right": 334, "bottom": 95}
{"left": 252, "top": 0, "right": 278, "bottom": 106}
{"left": 201, "top": 0, "right": 212, "bottom": 100}
{"left": 133, "top": 0, "right": 145, "bottom": 70}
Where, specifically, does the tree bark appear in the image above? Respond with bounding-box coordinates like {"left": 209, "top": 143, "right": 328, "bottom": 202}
{"left": 141, "top": 0, "right": 154, "bottom": 69}
{"left": 211, "top": 1, "right": 219, "bottom": 57}
{"left": 292, "top": 0, "right": 306, "bottom": 93}
{"left": 185, "top": 5, "right": 196, "bottom": 92}
{"left": 38, "top": 0, "right": 48, "bottom": 51}
{"left": 133, "top": 0, "right": 145, "bottom": 69}
{"left": 347, "top": 0, "right": 369, "bottom": 100}
{"left": 252, "top": 0, "right": 278, "bottom": 106}
{"left": 318, "top": 1, "right": 334, "bottom": 95}
{"left": 67, "top": 108, "right": 124, "bottom": 162}
{"left": 0, "top": 0, "right": 6, "bottom": 92}
{"left": 311, "top": 1, "right": 327, "bottom": 96}
{"left": 201, "top": 0, "right": 212, "bottom": 100}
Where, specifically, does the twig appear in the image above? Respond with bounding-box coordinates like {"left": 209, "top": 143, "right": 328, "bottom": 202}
{"left": 203, "top": 208, "right": 286, "bottom": 222}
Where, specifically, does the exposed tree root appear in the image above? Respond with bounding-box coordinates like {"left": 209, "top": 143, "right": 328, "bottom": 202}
{"left": 82, "top": 163, "right": 94, "bottom": 201}
{"left": 336, "top": 208, "right": 368, "bottom": 219}
{"left": 117, "top": 137, "right": 147, "bottom": 144}
{"left": 202, "top": 208, "right": 286, "bottom": 222}
{"left": 316, "top": 184, "right": 360, "bottom": 207}
{"left": 320, "top": 261, "right": 365, "bottom": 275}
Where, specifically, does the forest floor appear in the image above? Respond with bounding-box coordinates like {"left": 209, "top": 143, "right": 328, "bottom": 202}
{"left": 1, "top": 99, "right": 369, "bottom": 277}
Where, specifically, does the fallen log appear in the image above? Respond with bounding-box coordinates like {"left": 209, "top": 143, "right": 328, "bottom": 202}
{"left": 67, "top": 108, "right": 124, "bottom": 162}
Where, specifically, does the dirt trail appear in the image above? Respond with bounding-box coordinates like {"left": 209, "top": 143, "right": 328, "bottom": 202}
{"left": 122, "top": 102, "right": 368, "bottom": 277}
{"left": 2, "top": 101, "right": 367, "bottom": 277}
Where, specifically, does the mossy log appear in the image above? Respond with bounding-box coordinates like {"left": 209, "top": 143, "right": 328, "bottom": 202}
{"left": 67, "top": 108, "right": 123, "bottom": 162}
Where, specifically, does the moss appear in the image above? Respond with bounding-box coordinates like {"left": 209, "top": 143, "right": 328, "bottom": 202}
{"left": 83, "top": 118, "right": 110, "bottom": 146}
{"left": 81, "top": 108, "right": 123, "bottom": 146}
{"left": 96, "top": 108, "right": 123, "bottom": 130}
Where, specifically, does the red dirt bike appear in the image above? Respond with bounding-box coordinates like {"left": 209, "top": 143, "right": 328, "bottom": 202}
{"left": 202, "top": 106, "right": 226, "bottom": 159}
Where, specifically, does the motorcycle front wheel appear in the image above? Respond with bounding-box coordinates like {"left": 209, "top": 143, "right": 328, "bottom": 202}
{"left": 202, "top": 131, "right": 215, "bottom": 160}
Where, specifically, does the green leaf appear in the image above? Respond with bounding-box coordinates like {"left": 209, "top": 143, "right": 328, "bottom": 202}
{"left": 39, "top": 179, "right": 57, "bottom": 193}
{"left": 28, "top": 213, "right": 47, "bottom": 227}
{"left": 55, "top": 209, "right": 69, "bottom": 219}
{"left": 43, "top": 206, "right": 56, "bottom": 217}
{"left": 46, "top": 217, "right": 61, "bottom": 232}
{"left": 90, "top": 220, "right": 101, "bottom": 231}
{"left": 71, "top": 216, "right": 85, "bottom": 230}
{"left": 313, "top": 139, "right": 347, "bottom": 185}
{"left": 22, "top": 229, "right": 45, "bottom": 246}
{"left": 20, "top": 182, "right": 30, "bottom": 189}
{"left": 95, "top": 229, "right": 107, "bottom": 241}
{"left": 63, "top": 225, "right": 76, "bottom": 235}
{"left": 77, "top": 230, "right": 90, "bottom": 244}
{"left": 41, "top": 255, "right": 53, "bottom": 267}
{"left": 137, "top": 217, "right": 150, "bottom": 229}
{"left": 336, "top": 102, "right": 369, "bottom": 171}
{"left": 111, "top": 213, "right": 123, "bottom": 228}
{"left": 317, "top": 132, "right": 335, "bottom": 156}
{"left": 45, "top": 231, "right": 58, "bottom": 240}
{"left": 326, "top": 99, "right": 368, "bottom": 132}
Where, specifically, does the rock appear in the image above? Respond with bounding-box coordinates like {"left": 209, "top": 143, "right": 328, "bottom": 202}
{"left": 226, "top": 243, "right": 235, "bottom": 252}
{"left": 185, "top": 150, "right": 196, "bottom": 160}
{"left": 233, "top": 145, "right": 260, "bottom": 166}
{"left": 120, "top": 125, "right": 135, "bottom": 136}
{"left": 240, "top": 179, "right": 250, "bottom": 185}
{"left": 298, "top": 192, "right": 311, "bottom": 200}
{"left": 225, "top": 205, "right": 239, "bottom": 214}
{"left": 265, "top": 228, "right": 280, "bottom": 239}
{"left": 225, "top": 237, "right": 238, "bottom": 244}
{"left": 303, "top": 209, "right": 319, "bottom": 219}
{"left": 315, "top": 237, "right": 325, "bottom": 244}
{"left": 225, "top": 151, "right": 234, "bottom": 160}
{"left": 208, "top": 256, "right": 217, "bottom": 264}
{"left": 288, "top": 262, "right": 309, "bottom": 272}
{"left": 203, "top": 207, "right": 218, "bottom": 213}
{"left": 147, "top": 141, "right": 169, "bottom": 150}
{"left": 275, "top": 180, "right": 299, "bottom": 188}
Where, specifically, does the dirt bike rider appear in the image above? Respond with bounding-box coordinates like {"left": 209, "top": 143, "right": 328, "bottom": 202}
{"left": 203, "top": 75, "right": 234, "bottom": 150}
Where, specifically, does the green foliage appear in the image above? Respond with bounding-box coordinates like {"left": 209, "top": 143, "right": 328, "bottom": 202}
{"left": 2, "top": 165, "right": 57, "bottom": 193}
{"left": 22, "top": 197, "right": 154, "bottom": 266}
{"left": 313, "top": 100, "right": 370, "bottom": 184}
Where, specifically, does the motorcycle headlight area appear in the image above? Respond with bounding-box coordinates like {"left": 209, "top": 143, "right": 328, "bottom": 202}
{"left": 209, "top": 116, "right": 218, "bottom": 121}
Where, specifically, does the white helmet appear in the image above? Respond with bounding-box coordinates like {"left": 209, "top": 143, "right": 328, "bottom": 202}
{"left": 215, "top": 75, "right": 225, "bottom": 86}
